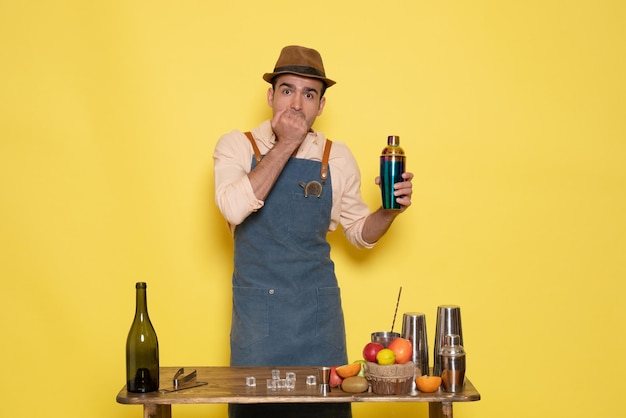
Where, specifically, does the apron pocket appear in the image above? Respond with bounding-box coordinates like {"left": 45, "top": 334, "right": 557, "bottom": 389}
{"left": 287, "top": 191, "right": 330, "bottom": 240}
{"left": 316, "top": 287, "right": 347, "bottom": 352}
{"left": 231, "top": 286, "right": 270, "bottom": 349}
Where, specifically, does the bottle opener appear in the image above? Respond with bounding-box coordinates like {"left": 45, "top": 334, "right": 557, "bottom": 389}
{"left": 159, "top": 368, "right": 208, "bottom": 393}
{"left": 298, "top": 180, "right": 324, "bottom": 198}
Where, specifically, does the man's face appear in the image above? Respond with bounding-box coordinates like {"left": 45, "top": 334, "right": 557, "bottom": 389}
{"left": 267, "top": 74, "right": 326, "bottom": 130}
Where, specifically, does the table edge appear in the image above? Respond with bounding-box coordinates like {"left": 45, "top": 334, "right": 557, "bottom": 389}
{"left": 116, "top": 366, "right": 481, "bottom": 405}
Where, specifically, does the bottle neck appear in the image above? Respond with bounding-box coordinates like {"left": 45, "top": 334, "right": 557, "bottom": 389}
{"left": 135, "top": 284, "right": 149, "bottom": 319}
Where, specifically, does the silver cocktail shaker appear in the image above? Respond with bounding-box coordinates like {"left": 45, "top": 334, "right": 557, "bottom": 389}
{"left": 401, "top": 312, "right": 429, "bottom": 376}
{"left": 441, "top": 334, "right": 465, "bottom": 392}
{"left": 401, "top": 312, "right": 429, "bottom": 394}
{"left": 433, "top": 305, "right": 463, "bottom": 376}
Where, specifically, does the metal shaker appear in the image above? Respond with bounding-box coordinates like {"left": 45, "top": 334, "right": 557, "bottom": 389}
{"left": 401, "top": 312, "right": 429, "bottom": 394}
{"left": 433, "top": 305, "right": 463, "bottom": 376}
{"left": 401, "top": 312, "right": 429, "bottom": 376}
{"left": 441, "top": 334, "right": 465, "bottom": 393}
{"left": 380, "top": 135, "right": 406, "bottom": 210}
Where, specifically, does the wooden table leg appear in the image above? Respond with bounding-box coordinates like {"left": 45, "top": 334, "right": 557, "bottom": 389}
{"left": 143, "top": 404, "right": 172, "bottom": 418}
{"left": 429, "top": 402, "right": 453, "bottom": 418}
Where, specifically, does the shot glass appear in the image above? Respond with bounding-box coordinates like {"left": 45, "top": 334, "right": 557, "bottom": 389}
{"left": 318, "top": 366, "right": 331, "bottom": 395}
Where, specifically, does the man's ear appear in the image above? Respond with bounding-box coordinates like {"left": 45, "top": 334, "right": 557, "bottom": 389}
{"left": 317, "top": 96, "right": 326, "bottom": 116}
{"left": 267, "top": 87, "right": 274, "bottom": 107}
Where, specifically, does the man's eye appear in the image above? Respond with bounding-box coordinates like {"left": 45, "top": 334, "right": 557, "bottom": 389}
{"left": 305, "top": 93, "right": 314, "bottom": 99}
{"left": 282, "top": 89, "right": 292, "bottom": 95}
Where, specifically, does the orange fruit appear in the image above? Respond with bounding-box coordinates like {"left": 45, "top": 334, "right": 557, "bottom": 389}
{"left": 336, "top": 362, "right": 361, "bottom": 378}
{"left": 388, "top": 337, "right": 413, "bottom": 364}
{"left": 415, "top": 375, "right": 442, "bottom": 393}
{"left": 376, "top": 348, "right": 396, "bottom": 365}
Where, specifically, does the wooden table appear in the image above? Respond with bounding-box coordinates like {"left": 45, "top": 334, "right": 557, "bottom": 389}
{"left": 116, "top": 366, "right": 480, "bottom": 418}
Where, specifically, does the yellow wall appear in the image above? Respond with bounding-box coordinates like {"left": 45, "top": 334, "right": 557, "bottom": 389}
{"left": 1, "top": 1, "right": 624, "bottom": 417}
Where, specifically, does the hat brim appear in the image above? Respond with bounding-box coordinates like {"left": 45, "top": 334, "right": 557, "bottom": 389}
{"left": 263, "top": 71, "right": 336, "bottom": 87}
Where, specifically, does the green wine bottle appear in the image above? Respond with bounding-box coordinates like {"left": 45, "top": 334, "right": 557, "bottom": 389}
{"left": 125, "top": 282, "right": 159, "bottom": 392}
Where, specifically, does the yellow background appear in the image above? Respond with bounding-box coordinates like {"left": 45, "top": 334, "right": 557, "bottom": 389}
{"left": 1, "top": 1, "right": 624, "bottom": 417}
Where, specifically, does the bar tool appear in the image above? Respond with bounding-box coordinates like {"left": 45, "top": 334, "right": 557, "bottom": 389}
{"left": 401, "top": 312, "right": 429, "bottom": 393}
{"left": 159, "top": 368, "right": 208, "bottom": 393}
{"left": 318, "top": 366, "right": 331, "bottom": 395}
{"left": 433, "top": 305, "right": 463, "bottom": 376}
{"left": 390, "top": 286, "right": 403, "bottom": 333}
{"left": 441, "top": 334, "right": 466, "bottom": 392}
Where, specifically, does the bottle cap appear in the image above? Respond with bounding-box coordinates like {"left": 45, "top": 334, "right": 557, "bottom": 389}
{"left": 387, "top": 135, "right": 400, "bottom": 146}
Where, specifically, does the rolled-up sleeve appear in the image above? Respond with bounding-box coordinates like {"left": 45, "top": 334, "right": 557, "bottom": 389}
{"left": 328, "top": 142, "right": 375, "bottom": 250}
{"left": 213, "top": 130, "right": 264, "bottom": 228}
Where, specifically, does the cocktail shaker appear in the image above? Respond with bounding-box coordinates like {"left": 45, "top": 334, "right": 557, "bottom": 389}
{"left": 380, "top": 135, "right": 406, "bottom": 210}
{"left": 441, "top": 334, "right": 465, "bottom": 393}
{"left": 401, "top": 312, "right": 429, "bottom": 394}
{"left": 401, "top": 312, "right": 429, "bottom": 376}
{"left": 433, "top": 305, "right": 463, "bottom": 376}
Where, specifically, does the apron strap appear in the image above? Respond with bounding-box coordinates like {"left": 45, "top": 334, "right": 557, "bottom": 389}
{"left": 321, "top": 138, "right": 332, "bottom": 180}
{"left": 244, "top": 131, "right": 262, "bottom": 163}
{"left": 244, "top": 132, "right": 332, "bottom": 180}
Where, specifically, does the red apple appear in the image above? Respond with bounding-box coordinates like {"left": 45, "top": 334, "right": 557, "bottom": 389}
{"left": 362, "top": 342, "right": 385, "bottom": 362}
{"left": 388, "top": 337, "right": 413, "bottom": 364}
{"left": 329, "top": 366, "right": 343, "bottom": 388}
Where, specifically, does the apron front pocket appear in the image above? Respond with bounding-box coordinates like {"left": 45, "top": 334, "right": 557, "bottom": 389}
{"left": 231, "top": 286, "right": 270, "bottom": 350}
{"left": 316, "top": 287, "right": 347, "bottom": 352}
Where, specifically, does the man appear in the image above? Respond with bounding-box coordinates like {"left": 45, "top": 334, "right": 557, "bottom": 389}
{"left": 213, "top": 45, "right": 413, "bottom": 418}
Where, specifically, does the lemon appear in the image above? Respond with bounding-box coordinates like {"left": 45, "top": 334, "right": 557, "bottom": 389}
{"left": 376, "top": 348, "right": 396, "bottom": 365}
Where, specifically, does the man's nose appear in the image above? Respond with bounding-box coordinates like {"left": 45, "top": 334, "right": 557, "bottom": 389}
{"left": 290, "top": 94, "right": 302, "bottom": 110}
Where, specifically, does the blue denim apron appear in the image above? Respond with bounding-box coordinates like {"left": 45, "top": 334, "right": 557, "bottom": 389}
{"left": 228, "top": 135, "right": 351, "bottom": 417}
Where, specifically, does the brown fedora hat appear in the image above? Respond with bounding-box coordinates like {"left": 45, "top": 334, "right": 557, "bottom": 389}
{"left": 263, "top": 45, "right": 336, "bottom": 87}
